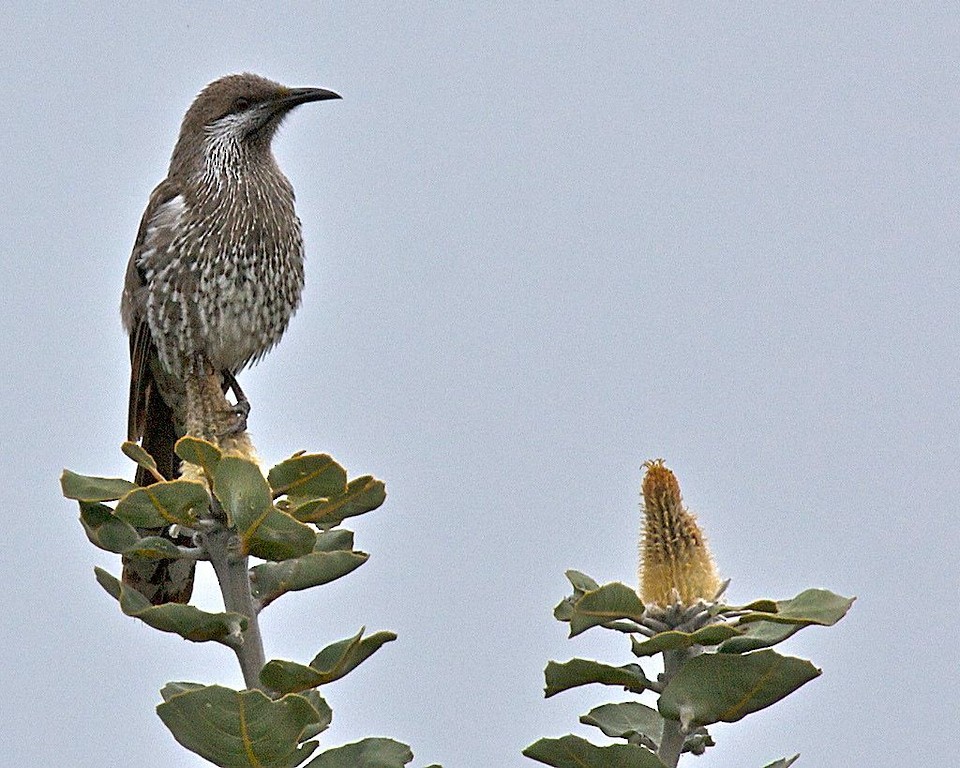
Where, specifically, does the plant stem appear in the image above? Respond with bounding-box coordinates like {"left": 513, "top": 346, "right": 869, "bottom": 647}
{"left": 204, "top": 522, "right": 266, "bottom": 691}
{"left": 656, "top": 649, "right": 689, "bottom": 768}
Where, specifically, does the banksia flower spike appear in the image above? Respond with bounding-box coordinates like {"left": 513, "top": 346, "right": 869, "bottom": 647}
{"left": 639, "top": 459, "right": 721, "bottom": 607}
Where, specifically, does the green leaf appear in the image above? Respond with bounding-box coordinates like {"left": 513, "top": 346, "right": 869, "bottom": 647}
{"left": 61, "top": 469, "right": 136, "bottom": 502}
{"left": 122, "top": 535, "right": 183, "bottom": 559}
{"left": 175, "top": 436, "right": 223, "bottom": 477}
{"left": 260, "top": 629, "right": 397, "bottom": 694}
{"left": 156, "top": 684, "right": 327, "bottom": 768}
{"left": 302, "top": 738, "right": 413, "bottom": 768}
{"left": 268, "top": 453, "right": 347, "bottom": 500}
{"left": 313, "top": 529, "right": 355, "bottom": 552}
{"left": 251, "top": 548, "right": 369, "bottom": 609}
{"left": 213, "top": 457, "right": 273, "bottom": 544}
{"left": 290, "top": 476, "right": 386, "bottom": 527}
{"left": 296, "top": 690, "right": 333, "bottom": 742}
{"left": 722, "top": 598, "right": 778, "bottom": 613}
{"left": 114, "top": 479, "right": 209, "bottom": 528}
{"left": 523, "top": 735, "right": 666, "bottom": 768}
{"left": 544, "top": 659, "right": 649, "bottom": 698}
{"left": 736, "top": 589, "right": 855, "bottom": 627}
{"left": 580, "top": 701, "right": 664, "bottom": 745}
{"left": 94, "top": 567, "right": 245, "bottom": 643}
{"left": 565, "top": 570, "right": 600, "bottom": 593}
{"left": 718, "top": 621, "right": 803, "bottom": 654}
{"left": 630, "top": 624, "right": 743, "bottom": 656}
{"left": 122, "top": 441, "right": 160, "bottom": 476}
{"left": 762, "top": 756, "right": 800, "bottom": 768}
{"left": 79, "top": 501, "right": 140, "bottom": 553}
{"left": 246, "top": 507, "right": 316, "bottom": 561}
{"left": 658, "top": 650, "right": 821, "bottom": 728}
{"left": 561, "top": 582, "right": 645, "bottom": 637}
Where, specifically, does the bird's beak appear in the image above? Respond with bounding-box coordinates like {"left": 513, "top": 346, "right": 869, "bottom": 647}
{"left": 273, "top": 87, "right": 342, "bottom": 112}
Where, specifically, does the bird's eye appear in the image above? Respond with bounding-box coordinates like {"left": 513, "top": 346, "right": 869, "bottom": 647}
{"left": 232, "top": 97, "right": 252, "bottom": 113}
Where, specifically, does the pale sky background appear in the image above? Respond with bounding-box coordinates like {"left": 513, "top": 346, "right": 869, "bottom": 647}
{"left": 2, "top": 4, "right": 958, "bottom": 767}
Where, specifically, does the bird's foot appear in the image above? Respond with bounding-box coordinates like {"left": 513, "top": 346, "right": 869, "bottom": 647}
{"left": 221, "top": 399, "right": 251, "bottom": 437}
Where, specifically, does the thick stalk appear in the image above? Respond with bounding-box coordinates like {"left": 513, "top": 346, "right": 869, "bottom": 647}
{"left": 204, "top": 522, "right": 266, "bottom": 690}
{"left": 657, "top": 648, "right": 689, "bottom": 767}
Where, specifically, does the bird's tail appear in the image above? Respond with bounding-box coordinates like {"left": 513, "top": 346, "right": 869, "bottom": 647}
{"left": 122, "top": 383, "right": 196, "bottom": 605}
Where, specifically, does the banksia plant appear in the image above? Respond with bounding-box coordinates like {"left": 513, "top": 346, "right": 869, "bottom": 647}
{"left": 525, "top": 459, "right": 854, "bottom": 768}
{"left": 63, "top": 439, "right": 440, "bottom": 768}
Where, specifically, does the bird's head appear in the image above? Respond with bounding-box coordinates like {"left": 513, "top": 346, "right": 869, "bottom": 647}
{"left": 169, "top": 73, "right": 340, "bottom": 178}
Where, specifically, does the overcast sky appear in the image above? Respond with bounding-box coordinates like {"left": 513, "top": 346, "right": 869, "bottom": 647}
{"left": 2, "top": 4, "right": 958, "bottom": 767}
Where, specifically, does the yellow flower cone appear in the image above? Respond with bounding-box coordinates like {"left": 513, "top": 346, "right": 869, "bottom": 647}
{"left": 639, "top": 459, "right": 721, "bottom": 606}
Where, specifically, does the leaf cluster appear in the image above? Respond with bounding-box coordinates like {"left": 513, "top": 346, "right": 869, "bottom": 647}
{"left": 63, "top": 440, "right": 436, "bottom": 768}
{"left": 524, "top": 571, "right": 853, "bottom": 768}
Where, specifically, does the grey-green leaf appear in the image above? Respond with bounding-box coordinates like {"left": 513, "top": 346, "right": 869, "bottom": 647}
{"left": 175, "top": 436, "right": 223, "bottom": 477}
{"left": 268, "top": 453, "right": 347, "bottom": 500}
{"left": 762, "top": 755, "right": 800, "bottom": 768}
{"left": 79, "top": 501, "right": 140, "bottom": 553}
{"left": 251, "top": 548, "right": 369, "bottom": 609}
{"left": 156, "top": 684, "right": 326, "bottom": 768}
{"left": 290, "top": 476, "right": 386, "bottom": 526}
{"left": 302, "top": 738, "right": 414, "bottom": 768}
{"left": 95, "top": 567, "right": 245, "bottom": 643}
{"left": 630, "top": 624, "right": 742, "bottom": 656}
{"left": 523, "top": 735, "right": 666, "bottom": 768}
{"left": 260, "top": 629, "right": 397, "bottom": 694}
{"left": 580, "top": 701, "right": 664, "bottom": 745}
{"left": 114, "top": 479, "right": 209, "bottom": 528}
{"left": 736, "top": 589, "right": 855, "bottom": 628}
{"left": 61, "top": 469, "right": 136, "bottom": 502}
{"left": 659, "top": 650, "right": 821, "bottom": 728}
{"left": 213, "top": 456, "right": 273, "bottom": 543}
{"left": 564, "top": 582, "right": 646, "bottom": 637}
{"left": 246, "top": 507, "right": 316, "bottom": 562}
{"left": 544, "top": 659, "right": 649, "bottom": 698}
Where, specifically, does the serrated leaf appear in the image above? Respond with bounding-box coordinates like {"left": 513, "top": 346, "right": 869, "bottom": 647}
{"left": 213, "top": 457, "right": 273, "bottom": 544}
{"left": 122, "top": 441, "right": 160, "bottom": 476}
{"left": 658, "top": 650, "right": 821, "bottom": 728}
{"left": 563, "top": 582, "right": 645, "bottom": 637}
{"left": 523, "top": 734, "right": 666, "bottom": 768}
{"left": 175, "top": 436, "right": 223, "bottom": 477}
{"left": 251, "top": 548, "right": 369, "bottom": 609}
{"left": 246, "top": 507, "right": 316, "bottom": 561}
{"left": 79, "top": 501, "right": 140, "bottom": 553}
{"left": 156, "top": 685, "right": 326, "bottom": 768}
{"left": 580, "top": 701, "right": 664, "bottom": 745}
{"left": 290, "top": 476, "right": 386, "bottom": 526}
{"left": 61, "top": 469, "right": 136, "bottom": 502}
{"left": 736, "top": 589, "right": 855, "bottom": 627}
{"left": 544, "top": 659, "right": 649, "bottom": 698}
{"left": 95, "top": 567, "right": 245, "bottom": 643}
{"left": 260, "top": 629, "right": 397, "bottom": 694}
{"left": 268, "top": 453, "right": 347, "bottom": 500}
{"left": 302, "top": 738, "right": 413, "bottom": 768}
{"left": 114, "top": 479, "right": 209, "bottom": 528}
{"left": 630, "top": 624, "right": 742, "bottom": 656}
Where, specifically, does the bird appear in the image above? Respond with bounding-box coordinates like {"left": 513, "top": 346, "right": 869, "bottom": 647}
{"left": 120, "top": 73, "right": 340, "bottom": 604}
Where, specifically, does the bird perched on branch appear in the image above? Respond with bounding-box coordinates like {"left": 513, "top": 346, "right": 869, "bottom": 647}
{"left": 120, "top": 73, "right": 340, "bottom": 604}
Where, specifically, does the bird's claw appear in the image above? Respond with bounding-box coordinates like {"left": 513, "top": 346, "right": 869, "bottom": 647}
{"left": 222, "top": 399, "right": 251, "bottom": 436}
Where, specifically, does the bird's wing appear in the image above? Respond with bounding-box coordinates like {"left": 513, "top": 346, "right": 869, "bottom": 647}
{"left": 122, "top": 179, "right": 184, "bottom": 442}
